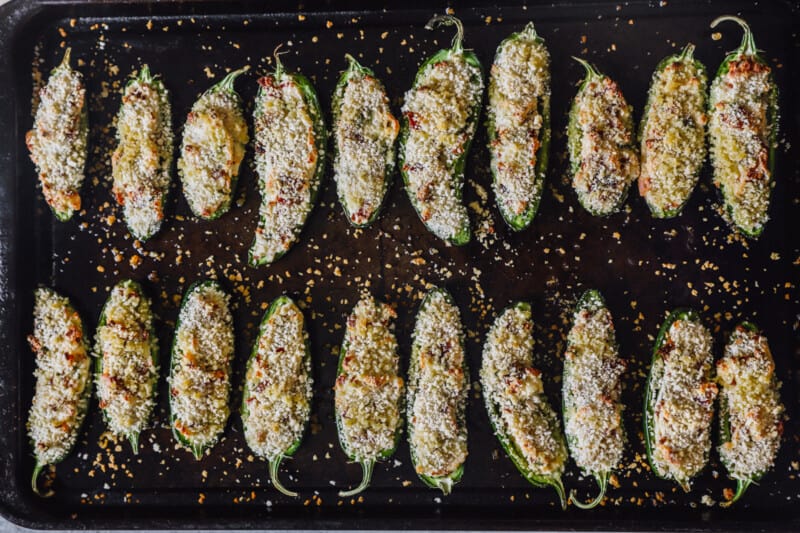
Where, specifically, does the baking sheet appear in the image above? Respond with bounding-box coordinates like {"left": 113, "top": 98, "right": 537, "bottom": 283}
{"left": 0, "top": 0, "right": 798, "bottom": 530}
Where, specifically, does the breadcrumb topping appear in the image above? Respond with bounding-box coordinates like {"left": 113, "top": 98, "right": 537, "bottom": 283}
{"left": 709, "top": 57, "right": 775, "bottom": 235}
{"left": 639, "top": 56, "right": 708, "bottom": 217}
{"left": 170, "top": 283, "right": 234, "bottom": 451}
{"left": 243, "top": 298, "right": 311, "bottom": 460}
{"left": 571, "top": 75, "right": 639, "bottom": 216}
{"left": 27, "top": 288, "right": 90, "bottom": 465}
{"left": 26, "top": 53, "right": 87, "bottom": 220}
{"left": 335, "top": 297, "right": 402, "bottom": 460}
{"left": 488, "top": 30, "right": 550, "bottom": 222}
{"left": 717, "top": 326, "right": 784, "bottom": 479}
{"left": 111, "top": 70, "right": 173, "bottom": 240}
{"left": 563, "top": 300, "right": 625, "bottom": 474}
{"left": 408, "top": 290, "right": 468, "bottom": 478}
{"left": 95, "top": 282, "right": 158, "bottom": 439}
{"left": 179, "top": 89, "right": 248, "bottom": 219}
{"left": 333, "top": 70, "right": 398, "bottom": 226}
{"left": 401, "top": 53, "right": 482, "bottom": 242}
{"left": 482, "top": 305, "right": 567, "bottom": 477}
{"left": 651, "top": 317, "right": 717, "bottom": 485}
{"left": 251, "top": 74, "right": 320, "bottom": 265}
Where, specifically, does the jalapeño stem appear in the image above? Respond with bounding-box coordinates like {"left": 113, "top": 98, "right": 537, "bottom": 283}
{"left": 677, "top": 42, "right": 696, "bottom": 62}
{"left": 59, "top": 47, "right": 72, "bottom": 69}
{"left": 129, "top": 432, "right": 140, "bottom": 455}
{"left": 572, "top": 56, "right": 602, "bottom": 81}
{"left": 31, "top": 463, "right": 51, "bottom": 498}
{"left": 338, "top": 459, "right": 375, "bottom": 498}
{"left": 344, "top": 53, "right": 361, "bottom": 72}
{"left": 139, "top": 64, "right": 154, "bottom": 84}
{"left": 570, "top": 472, "right": 607, "bottom": 510}
{"left": 269, "top": 456, "right": 299, "bottom": 497}
{"left": 425, "top": 14, "right": 465, "bottom": 54}
{"left": 215, "top": 65, "right": 249, "bottom": 94}
{"left": 720, "top": 478, "right": 752, "bottom": 508}
{"left": 272, "top": 43, "right": 288, "bottom": 77}
{"left": 551, "top": 476, "right": 567, "bottom": 510}
{"left": 711, "top": 15, "right": 758, "bottom": 57}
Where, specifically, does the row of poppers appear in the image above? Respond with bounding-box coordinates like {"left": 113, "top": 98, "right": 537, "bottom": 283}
{"left": 27, "top": 13, "right": 778, "bottom": 259}
{"left": 27, "top": 282, "right": 784, "bottom": 508}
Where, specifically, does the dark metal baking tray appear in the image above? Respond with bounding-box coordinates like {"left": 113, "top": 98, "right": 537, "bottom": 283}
{"left": 0, "top": 0, "right": 798, "bottom": 530}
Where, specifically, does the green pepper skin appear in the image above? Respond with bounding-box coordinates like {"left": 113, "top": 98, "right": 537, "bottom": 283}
{"left": 94, "top": 279, "right": 159, "bottom": 454}
{"left": 487, "top": 23, "right": 550, "bottom": 231}
{"left": 709, "top": 16, "right": 779, "bottom": 239}
{"left": 484, "top": 301, "right": 567, "bottom": 509}
{"left": 241, "top": 295, "right": 312, "bottom": 497}
{"left": 169, "top": 280, "right": 232, "bottom": 459}
{"left": 248, "top": 51, "right": 327, "bottom": 266}
{"left": 407, "top": 287, "right": 468, "bottom": 495}
{"left": 398, "top": 15, "right": 483, "bottom": 246}
{"left": 644, "top": 308, "right": 707, "bottom": 492}
{"left": 30, "top": 288, "right": 92, "bottom": 497}
{"left": 331, "top": 55, "right": 397, "bottom": 228}
{"left": 335, "top": 296, "right": 402, "bottom": 497}
{"left": 638, "top": 44, "right": 708, "bottom": 219}
{"left": 562, "top": 290, "right": 622, "bottom": 509}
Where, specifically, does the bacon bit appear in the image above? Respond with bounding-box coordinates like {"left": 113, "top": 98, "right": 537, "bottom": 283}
{"left": 728, "top": 57, "right": 770, "bottom": 76}
{"left": 405, "top": 111, "right": 421, "bottom": 130}
{"left": 65, "top": 326, "right": 82, "bottom": 342}
{"left": 27, "top": 335, "right": 41, "bottom": 353}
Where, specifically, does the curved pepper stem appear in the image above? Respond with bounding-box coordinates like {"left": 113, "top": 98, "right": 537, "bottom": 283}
{"left": 191, "top": 443, "right": 204, "bottom": 460}
{"left": 269, "top": 456, "right": 299, "bottom": 497}
{"left": 572, "top": 56, "right": 602, "bottom": 81}
{"left": 272, "top": 43, "right": 288, "bottom": 77}
{"left": 338, "top": 459, "right": 374, "bottom": 498}
{"left": 138, "top": 64, "right": 154, "bottom": 84}
{"left": 711, "top": 15, "right": 758, "bottom": 57}
{"left": 677, "top": 42, "right": 696, "bottom": 62}
{"left": 720, "top": 478, "right": 752, "bottom": 508}
{"left": 59, "top": 47, "right": 72, "bottom": 69}
{"left": 425, "top": 14, "right": 465, "bottom": 54}
{"left": 570, "top": 471, "right": 608, "bottom": 510}
{"left": 129, "top": 432, "right": 140, "bottom": 455}
{"left": 550, "top": 476, "right": 567, "bottom": 510}
{"left": 31, "top": 463, "right": 54, "bottom": 498}
{"left": 215, "top": 65, "right": 249, "bottom": 94}
{"left": 344, "top": 53, "right": 362, "bottom": 72}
